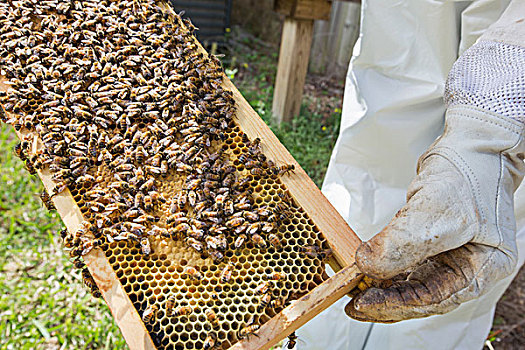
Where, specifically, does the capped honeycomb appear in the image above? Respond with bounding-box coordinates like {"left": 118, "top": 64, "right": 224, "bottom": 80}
{"left": 0, "top": 0, "right": 333, "bottom": 349}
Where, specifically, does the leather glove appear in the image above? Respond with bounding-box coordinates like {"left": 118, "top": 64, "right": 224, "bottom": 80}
{"left": 345, "top": 3, "right": 525, "bottom": 323}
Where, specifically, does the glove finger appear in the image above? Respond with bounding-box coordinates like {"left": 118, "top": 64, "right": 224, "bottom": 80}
{"left": 346, "top": 244, "right": 505, "bottom": 323}
{"left": 356, "top": 156, "right": 479, "bottom": 280}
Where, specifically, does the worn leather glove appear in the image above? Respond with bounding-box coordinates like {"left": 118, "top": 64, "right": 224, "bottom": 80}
{"left": 345, "top": 9, "right": 525, "bottom": 322}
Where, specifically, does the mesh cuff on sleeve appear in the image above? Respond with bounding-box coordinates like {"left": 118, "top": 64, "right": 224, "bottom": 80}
{"left": 445, "top": 41, "right": 525, "bottom": 124}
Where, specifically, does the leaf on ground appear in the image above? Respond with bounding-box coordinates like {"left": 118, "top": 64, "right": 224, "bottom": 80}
{"left": 32, "top": 319, "right": 51, "bottom": 341}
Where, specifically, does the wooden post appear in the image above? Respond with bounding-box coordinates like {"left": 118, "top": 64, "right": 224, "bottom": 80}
{"left": 272, "top": 0, "right": 332, "bottom": 124}
{"left": 272, "top": 17, "right": 315, "bottom": 124}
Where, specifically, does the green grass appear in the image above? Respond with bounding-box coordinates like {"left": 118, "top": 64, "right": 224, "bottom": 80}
{"left": 0, "top": 30, "right": 342, "bottom": 349}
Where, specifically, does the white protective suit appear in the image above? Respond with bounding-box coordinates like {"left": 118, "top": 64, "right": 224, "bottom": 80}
{"left": 297, "top": 0, "right": 525, "bottom": 349}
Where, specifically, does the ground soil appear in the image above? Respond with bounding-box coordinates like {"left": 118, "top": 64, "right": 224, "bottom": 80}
{"left": 487, "top": 265, "right": 525, "bottom": 349}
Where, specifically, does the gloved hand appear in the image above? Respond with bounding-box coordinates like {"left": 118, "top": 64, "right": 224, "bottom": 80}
{"left": 345, "top": 16, "right": 525, "bottom": 322}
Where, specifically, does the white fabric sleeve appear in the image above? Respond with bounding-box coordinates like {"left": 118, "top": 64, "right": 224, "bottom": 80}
{"left": 444, "top": 40, "right": 525, "bottom": 123}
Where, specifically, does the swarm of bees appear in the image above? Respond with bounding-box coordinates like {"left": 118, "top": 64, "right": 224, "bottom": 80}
{"left": 0, "top": 0, "right": 332, "bottom": 348}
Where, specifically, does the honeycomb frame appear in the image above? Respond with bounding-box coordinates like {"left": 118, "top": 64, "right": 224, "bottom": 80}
{"left": 0, "top": 1, "right": 361, "bottom": 349}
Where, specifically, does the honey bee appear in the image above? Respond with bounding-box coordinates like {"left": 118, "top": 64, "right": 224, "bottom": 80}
{"left": 246, "top": 222, "right": 260, "bottom": 235}
{"left": 278, "top": 191, "right": 293, "bottom": 205}
{"left": 166, "top": 212, "right": 186, "bottom": 227}
{"left": 176, "top": 161, "right": 192, "bottom": 173}
{"left": 185, "top": 237, "right": 204, "bottom": 252}
{"left": 0, "top": 105, "right": 6, "bottom": 123}
{"left": 216, "top": 234, "right": 228, "bottom": 250}
{"left": 176, "top": 189, "right": 188, "bottom": 209}
{"left": 205, "top": 309, "right": 220, "bottom": 330}
{"left": 237, "top": 324, "right": 261, "bottom": 339}
{"left": 24, "top": 160, "right": 37, "bottom": 175}
{"left": 205, "top": 235, "right": 221, "bottom": 250}
{"left": 79, "top": 238, "right": 103, "bottom": 256}
{"left": 251, "top": 233, "right": 267, "bottom": 249}
{"left": 143, "top": 195, "right": 153, "bottom": 210}
{"left": 172, "top": 223, "right": 190, "bottom": 237}
{"left": 133, "top": 191, "right": 145, "bottom": 208}
{"left": 72, "top": 221, "right": 90, "bottom": 246}
{"left": 242, "top": 211, "right": 258, "bottom": 222}
{"left": 250, "top": 168, "right": 265, "bottom": 177}
{"left": 200, "top": 210, "right": 219, "bottom": 220}
{"left": 219, "top": 263, "right": 234, "bottom": 283}
{"left": 213, "top": 192, "right": 227, "bottom": 208}
{"left": 150, "top": 191, "right": 166, "bottom": 204}
{"left": 32, "top": 153, "right": 52, "bottom": 170}
{"left": 265, "top": 271, "right": 287, "bottom": 281}
{"left": 222, "top": 173, "right": 236, "bottom": 187}
{"left": 298, "top": 246, "right": 333, "bottom": 260}
{"left": 238, "top": 154, "right": 250, "bottom": 164}
{"left": 188, "top": 190, "right": 197, "bottom": 206}
{"left": 160, "top": 160, "right": 168, "bottom": 176}
{"left": 248, "top": 137, "right": 262, "bottom": 153}
{"left": 124, "top": 208, "right": 142, "bottom": 219}
{"left": 184, "top": 225, "right": 203, "bottom": 240}
{"left": 274, "top": 164, "right": 295, "bottom": 176}
{"left": 140, "top": 178, "right": 155, "bottom": 191}
{"left": 208, "top": 224, "right": 227, "bottom": 235}
{"left": 142, "top": 305, "right": 158, "bottom": 324}
{"left": 172, "top": 305, "right": 193, "bottom": 317}
{"left": 208, "top": 250, "right": 224, "bottom": 263}
{"left": 90, "top": 287, "right": 102, "bottom": 298}
{"left": 185, "top": 178, "right": 201, "bottom": 190}
{"left": 255, "top": 281, "right": 272, "bottom": 295}
{"left": 234, "top": 177, "right": 252, "bottom": 193}
{"left": 72, "top": 258, "right": 85, "bottom": 270}
{"left": 13, "top": 143, "right": 27, "bottom": 161}
{"left": 268, "top": 234, "right": 283, "bottom": 250}
{"left": 203, "top": 332, "right": 218, "bottom": 350}
{"left": 182, "top": 265, "right": 202, "bottom": 281}
{"left": 245, "top": 160, "right": 261, "bottom": 169}
{"left": 99, "top": 149, "right": 113, "bottom": 165}
{"left": 190, "top": 218, "right": 208, "bottom": 230}
{"left": 262, "top": 222, "right": 278, "bottom": 233}
{"left": 285, "top": 332, "right": 300, "bottom": 349}
{"left": 134, "top": 145, "right": 145, "bottom": 163}
{"left": 226, "top": 217, "right": 244, "bottom": 228}
{"left": 95, "top": 214, "right": 112, "bottom": 229}
{"left": 81, "top": 268, "right": 98, "bottom": 292}
{"left": 39, "top": 190, "right": 56, "bottom": 210}
{"left": 234, "top": 234, "right": 247, "bottom": 249}
{"left": 269, "top": 297, "right": 287, "bottom": 309}
{"left": 140, "top": 237, "right": 151, "bottom": 255}
{"left": 257, "top": 292, "right": 272, "bottom": 311}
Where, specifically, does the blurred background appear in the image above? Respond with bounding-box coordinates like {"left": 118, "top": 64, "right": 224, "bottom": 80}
{"left": 0, "top": 0, "right": 523, "bottom": 349}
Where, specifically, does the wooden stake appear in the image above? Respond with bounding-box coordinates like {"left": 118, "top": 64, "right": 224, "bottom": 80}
{"left": 272, "top": 17, "right": 315, "bottom": 124}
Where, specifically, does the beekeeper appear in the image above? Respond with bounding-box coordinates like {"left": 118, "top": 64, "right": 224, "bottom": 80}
{"left": 297, "top": 0, "right": 525, "bottom": 349}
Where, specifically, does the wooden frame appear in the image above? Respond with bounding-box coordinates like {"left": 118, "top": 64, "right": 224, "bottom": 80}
{"left": 1, "top": 2, "right": 363, "bottom": 348}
